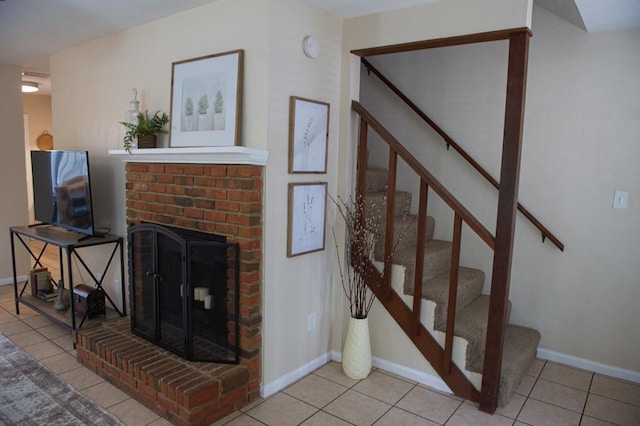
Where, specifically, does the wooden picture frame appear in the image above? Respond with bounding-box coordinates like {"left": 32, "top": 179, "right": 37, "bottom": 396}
{"left": 288, "top": 96, "right": 329, "bottom": 173}
{"left": 169, "top": 50, "right": 244, "bottom": 147}
{"left": 287, "top": 182, "right": 327, "bottom": 257}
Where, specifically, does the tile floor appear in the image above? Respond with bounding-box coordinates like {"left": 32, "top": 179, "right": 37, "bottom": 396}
{"left": 0, "top": 284, "right": 639, "bottom": 425}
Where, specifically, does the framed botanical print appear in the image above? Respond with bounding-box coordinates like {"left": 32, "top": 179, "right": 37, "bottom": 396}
{"left": 170, "top": 50, "right": 244, "bottom": 147}
{"left": 287, "top": 182, "right": 327, "bottom": 257}
{"left": 288, "top": 97, "right": 329, "bottom": 173}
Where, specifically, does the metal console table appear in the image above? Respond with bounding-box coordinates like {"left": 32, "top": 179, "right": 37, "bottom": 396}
{"left": 9, "top": 225, "right": 126, "bottom": 333}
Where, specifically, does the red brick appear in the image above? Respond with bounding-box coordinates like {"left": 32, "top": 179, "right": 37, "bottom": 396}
{"left": 205, "top": 166, "right": 227, "bottom": 177}
{"left": 227, "top": 166, "right": 261, "bottom": 178}
{"left": 148, "top": 183, "right": 166, "bottom": 193}
{"left": 203, "top": 211, "right": 226, "bottom": 222}
{"left": 184, "top": 208, "right": 203, "bottom": 219}
{"left": 183, "top": 165, "right": 204, "bottom": 176}
{"left": 148, "top": 164, "right": 165, "bottom": 173}
{"left": 165, "top": 165, "right": 184, "bottom": 174}
{"left": 156, "top": 174, "right": 174, "bottom": 184}
{"left": 183, "top": 380, "right": 219, "bottom": 409}
{"left": 128, "top": 164, "right": 150, "bottom": 173}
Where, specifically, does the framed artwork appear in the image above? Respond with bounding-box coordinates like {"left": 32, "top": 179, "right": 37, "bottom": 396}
{"left": 289, "top": 96, "right": 329, "bottom": 173}
{"left": 287, "top": 182, "right": 327, "bottom": 257}
{"left": 169, "top": 50, "right": 244, "bottom": 147}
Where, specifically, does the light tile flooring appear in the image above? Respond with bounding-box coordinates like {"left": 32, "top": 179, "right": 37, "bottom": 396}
{"left": 1, "top": 284, "right": 639, "bottom": 425}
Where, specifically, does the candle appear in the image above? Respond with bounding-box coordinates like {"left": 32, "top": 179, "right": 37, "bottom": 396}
{"left": 204, "top": 294, "right": 212, "bottom": 310}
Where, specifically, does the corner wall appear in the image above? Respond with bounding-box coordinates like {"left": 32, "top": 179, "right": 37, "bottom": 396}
{"left": 0, "top": 65, "right": 29, "bottom": 282}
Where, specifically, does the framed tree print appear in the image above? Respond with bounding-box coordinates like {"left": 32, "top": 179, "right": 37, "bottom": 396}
{"left": 289, "top": 96, "right": 329, "bottom": 173}
{"left": 169, "top": 50, "right": 244, "bottom": 147}
{"left": 287, "top": 182, "right": 327, "bottom": 257}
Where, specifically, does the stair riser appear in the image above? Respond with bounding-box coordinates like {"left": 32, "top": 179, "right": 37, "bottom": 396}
{"left": 365, "top": 192, "right": 412, "bottom": 220}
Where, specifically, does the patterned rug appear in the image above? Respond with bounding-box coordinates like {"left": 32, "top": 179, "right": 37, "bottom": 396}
{"left": 0, "top": 334, "right": 123, "bottom": 426}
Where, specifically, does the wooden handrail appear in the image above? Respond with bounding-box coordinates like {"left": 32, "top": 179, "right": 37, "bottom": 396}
{"left": 353, "top": 100, "right": 496, "bottom": 250}
{"left": 361, "top": 57, "right": 564, "bottom": 252}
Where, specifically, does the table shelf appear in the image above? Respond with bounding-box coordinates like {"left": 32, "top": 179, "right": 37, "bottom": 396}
{"left": 9, "top": 225, "right": 126, "bottom": 337}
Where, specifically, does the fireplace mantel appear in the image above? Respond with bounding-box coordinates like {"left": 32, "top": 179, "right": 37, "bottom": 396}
{"left": 108, "top": 146, "right": 268, "bottom": 165}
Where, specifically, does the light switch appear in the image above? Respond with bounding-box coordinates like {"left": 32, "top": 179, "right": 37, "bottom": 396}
{"left": 613, "top": 190, "right": 628, "bottom": 209}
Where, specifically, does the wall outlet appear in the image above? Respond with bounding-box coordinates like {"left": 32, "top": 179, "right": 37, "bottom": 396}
{"left": 613, "top": 190, "right": 628, "bottom": 209}
{"left": 307, "top": 312, "right": 316, "bottom": 331}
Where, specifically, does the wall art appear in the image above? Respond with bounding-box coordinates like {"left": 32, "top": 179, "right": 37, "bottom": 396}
{"left": 170, "top": 50, "right": 243, "bottom": 147}
{"left": 289, "top": 96, "right": 329, "bottom": 173}
{"left": 287, "top": 182, "right": 327, "bottom": 257}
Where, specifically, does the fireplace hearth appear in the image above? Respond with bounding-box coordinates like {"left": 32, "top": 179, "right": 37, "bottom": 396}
{"left": 128, "top": 223, "right": 240, "bottom": 363}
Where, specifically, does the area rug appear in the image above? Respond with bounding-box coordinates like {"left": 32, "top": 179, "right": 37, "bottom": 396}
{"left": 0, "top": 333, "right": 124, "bottom": 426}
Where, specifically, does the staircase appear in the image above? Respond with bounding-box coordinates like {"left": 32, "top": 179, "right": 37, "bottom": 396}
{"left": 365, "top": 167, "right": 540, "bottom": 407}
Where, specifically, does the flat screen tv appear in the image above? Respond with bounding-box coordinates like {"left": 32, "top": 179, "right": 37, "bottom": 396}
{"left": 31, "top": 150, "right": 95, "bottom": 237}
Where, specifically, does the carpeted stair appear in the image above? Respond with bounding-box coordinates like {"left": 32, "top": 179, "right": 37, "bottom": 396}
{"left": 365, "top": 167, "right": 540, "bottom": 407}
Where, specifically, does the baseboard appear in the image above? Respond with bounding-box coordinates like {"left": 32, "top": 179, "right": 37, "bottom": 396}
{"left": 0, "top": 276, "right": 25, "bottom": 286}
{"left": 538, "top": 348, "right": 640, "bottom": 384}
{"left": 261, "top": 352, "right": 331, "bottom": 398}
{"left": 261, "top": 346, "right": 639, "bottom": 403}
{"left": 331, "top": 350, "right": 452, "bottom": 395}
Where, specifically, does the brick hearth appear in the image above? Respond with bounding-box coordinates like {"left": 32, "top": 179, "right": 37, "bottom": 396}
{"left": 76, "top": 161, "right": 263, "bottom": 425}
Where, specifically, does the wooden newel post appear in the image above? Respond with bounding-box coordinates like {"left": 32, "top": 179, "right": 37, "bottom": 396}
{"left": 480, "top": 29, "right": 531, "bottom": 414}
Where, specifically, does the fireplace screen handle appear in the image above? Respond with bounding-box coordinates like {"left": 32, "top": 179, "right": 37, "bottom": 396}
{"left": 146, "top": 271, "right": 163, "bottom": 281}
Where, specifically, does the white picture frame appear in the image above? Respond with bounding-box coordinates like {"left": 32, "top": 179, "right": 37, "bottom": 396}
{"left": 287, "top": 182, "right": 327, "bottom": 257}
{"left": 289, "top": 97, "right": 329, "bottom": 173}
{"left": 169, "top": 50, "right": 244, "bottom": 147}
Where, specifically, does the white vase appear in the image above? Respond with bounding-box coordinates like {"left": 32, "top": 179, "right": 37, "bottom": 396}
{"left": 342, "top": 317, "right": 372, "bottom": 379}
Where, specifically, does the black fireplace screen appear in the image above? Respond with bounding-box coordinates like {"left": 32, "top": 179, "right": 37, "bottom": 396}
{"left": 128, "top": 223, "right": 239, "bottom": 363}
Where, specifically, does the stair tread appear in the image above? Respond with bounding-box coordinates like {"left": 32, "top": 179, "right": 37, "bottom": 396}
{"left": 375, "top": 214, "right": 435, "bottom": 255}
{"left": 437, "top": 295, "right": 511, "bottom": 366}
{"left": 365, "top": 191, "right": 412, "bottom": 219}
{"left": 365, "top": 168, "right": 389, "bottom": 193}
{"left": 415, "top": 267, "right": 485, "bottom": 329}
{"left": 391, "top": 240, "right": 452, "bottom": 284}
{"left": 468, "top": 324, "right": 541, "bottom": 407}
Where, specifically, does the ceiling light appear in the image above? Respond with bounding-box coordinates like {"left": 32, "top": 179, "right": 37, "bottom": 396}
{"left": 22, "top": 82, "right": 39, "bottom": 93}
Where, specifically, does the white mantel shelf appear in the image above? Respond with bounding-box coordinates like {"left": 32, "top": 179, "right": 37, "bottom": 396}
{"left": 108, "top": 146, "right": 268, "bottom": 166}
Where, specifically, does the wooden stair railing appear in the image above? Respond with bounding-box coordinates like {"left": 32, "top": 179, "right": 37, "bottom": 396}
{"left": 360, "top": 57, "right": 564, "bottom": 252}
{"left": 353, "top": 99, "right": 493, "bottom": 403}
{"left": 352, "top": 27, "right": 533, "bottom": 414}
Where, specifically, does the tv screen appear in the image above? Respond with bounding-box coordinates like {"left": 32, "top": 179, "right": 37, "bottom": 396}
{"left": 31, "top": 150, "right": 95, "bottom": 237}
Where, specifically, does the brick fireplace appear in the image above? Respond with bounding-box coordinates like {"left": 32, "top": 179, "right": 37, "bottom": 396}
{"left": 76, "top": 149, "right": 265, "bottom": 425}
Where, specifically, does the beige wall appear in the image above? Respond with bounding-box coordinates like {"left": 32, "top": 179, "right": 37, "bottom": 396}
{"left": 262, "top": 0, "right": 342, "bottom": 391}
{"left": 0, "top": 65, "right": 29, "bottom": 282}
{"left": 358, "top": 6, "right": 640, "bottom": 374}
{"left": 23, "top": 94, "right": 52, "bottom": 221}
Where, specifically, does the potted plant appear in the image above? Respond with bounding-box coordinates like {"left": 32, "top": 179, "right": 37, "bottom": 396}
{"left": 120, "top": 110, "right": 169, "bottom": 153}
{"left": 331, "top": 192, "right": 411, "bottom": 379}
{"left": 330, "top": 193, "right": 383, "bottom": 380}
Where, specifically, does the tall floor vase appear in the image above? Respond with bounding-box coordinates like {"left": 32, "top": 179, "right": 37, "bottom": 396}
{"left": 342, "top": 316, "right": 372, "bottom": 379}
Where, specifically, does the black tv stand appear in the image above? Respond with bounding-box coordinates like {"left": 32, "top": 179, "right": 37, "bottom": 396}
{"left": 9, "top": 225, "right": 126, "bottom": 337}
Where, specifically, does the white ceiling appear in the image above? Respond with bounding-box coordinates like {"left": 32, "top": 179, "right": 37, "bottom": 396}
{"left": 1, "top": 0, "right": 638, "bottom": 95}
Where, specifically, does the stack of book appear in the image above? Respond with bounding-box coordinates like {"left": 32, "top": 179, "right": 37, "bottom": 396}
{"left": 29, "top": 268, "right": 53, "bottom": 297}
{"left": 37, "top": 289, "right": 57, "bottom": 302}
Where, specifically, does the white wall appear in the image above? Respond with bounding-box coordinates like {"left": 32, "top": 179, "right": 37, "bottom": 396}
{"left": 356, "top": 6, "right": 640, "bottom": 373}
{"left": 262, "top": 0, "right": 342, "bottom": 391}
{"left": 335, "top": 0, "right": 534, "bottom": 378}
{"left": 0, "top": 65, "right": 30, "bottom": 283}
